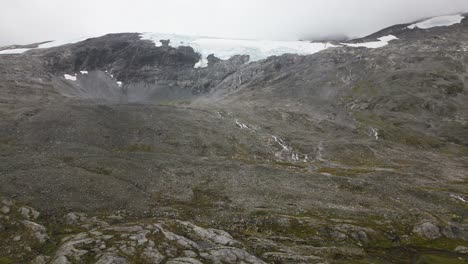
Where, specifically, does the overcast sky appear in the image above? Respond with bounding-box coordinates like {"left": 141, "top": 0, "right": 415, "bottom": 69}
{"left": 1, "top": 0, "right": 468, "bottom": 46}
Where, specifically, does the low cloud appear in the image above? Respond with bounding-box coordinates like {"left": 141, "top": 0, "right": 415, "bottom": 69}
{"left": 1, "top": 0, "right": 468, "bottom": 46}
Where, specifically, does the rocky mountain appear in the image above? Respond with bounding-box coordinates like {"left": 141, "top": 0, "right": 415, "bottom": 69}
{"left": 0, "top": 14, "right": 467, "bottom": 264}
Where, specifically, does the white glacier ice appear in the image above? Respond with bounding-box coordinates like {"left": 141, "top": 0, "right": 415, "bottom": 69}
{"left": 0, "top": 30, "right": 401, "bottom": 63}
{"left": 141, "top": 33, "right": 336, "bottom": 68}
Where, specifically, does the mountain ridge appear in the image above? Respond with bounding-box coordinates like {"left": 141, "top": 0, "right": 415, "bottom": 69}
{"left": 0, "top": 12, "right": 467, "bottom": 264}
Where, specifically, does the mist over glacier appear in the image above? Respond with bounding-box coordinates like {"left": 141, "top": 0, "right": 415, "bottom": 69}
{"left": 1, "top": 0, "right": 468, "bottom": 46}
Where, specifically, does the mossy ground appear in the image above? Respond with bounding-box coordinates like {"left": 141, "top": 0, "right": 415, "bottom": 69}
{"left": 119, "top": 144, "right": 154, "bottom": 153}
{"left": 0, "top": 257, "right": 14, "bottom": 264}
{"left": 354, "top": 112, "right": 445, "bottom": 149}
{"left": 318, "top": 167, "right": 374, "bottom": 177}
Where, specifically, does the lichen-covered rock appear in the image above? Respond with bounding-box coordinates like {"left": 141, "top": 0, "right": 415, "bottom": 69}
{"left": 413, "top": 222, "right": 441, "bottom": 240}
{"left": 166, "top": 257, "right": 203, "bottom": 264}
{"left": 30, "top": 255, "right": 49, "bottom": 264}
{"left": 262, "top": 252, "right": 323, "bottom": 264}
{"left": 95, "top": 253, "right": 129, "bottom": 264}
{"left": 177, "top": 220, "right": 239, "bottom": 246}
{"left": 0, "top": 205, "right": 10, "bottom": 214}
{"left": 201, "top": 247, "right": 266, "bottom": 264}
{"left": 65, "top": 212, "right": 109, "bottom": 228}
{"left": 21, "top": 220, "right": 48, "bottom": 243}
{"left": 455, "top": 246, "right": 468, "bottom": 254}
{"left": 141, "top": 246, "right": 164, "bottom": 263}
{"left": 18, "top": 207, "right": 40, "bottom": 220}
{"left": 51, "top": 233, "right": 94, "bottom": 263}
{"left": 155, "top": 223, "right": 200, "bottom": 249}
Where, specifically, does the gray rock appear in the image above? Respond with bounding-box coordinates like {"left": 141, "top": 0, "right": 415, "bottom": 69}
{"left": 177, "top": 221, "right": 239, "bottom": 246}
{"left": 119, "top": 244, "right": 136, "bottom": 255}
{"left": 0, "top": 206, "right": 10, "bottom": 214}
{"left": 18, "top": 207, "right": 40, "bottom": 220}
{"left": 263, "top": 252, "right": 323, "bottom": 263}
{"left": 330, "top": 230, "right": 347, "bottom": 241}
{"left": 64, "top": 212, "right": 81, "bottom": 225}
{"left": 141, "top": 246, "right": 164, "bottom": 263}
{"left": 202, "top": 247, "right": 266, "bottom": 264}
{"left": 455, "top": 246, "right": 468, "bottom": 254}
{"left": 183, "top": 250, "right": 198, "bottom": 258}
{"left": 95, "top": 253, "right": 129, "bottom": 264}
{"left": 351, "top": 230, "right": 369, "bottom": 243}
{"left": 31, "top": 255, "right": 49, "bottom": 264}
{"left": 21, "top": 220, "right": 49, "bottom": 243}
{"left": 65, "top": 212, "right": 109, "bottom": 228}
{"left": 413, "top": 222, "right": 441, "bottom": 240}
{"left": 1, "top": 199, "right": 13, "bottom": 206}
{"left": 51, "top": 233, "right": 94, "bottom": 263}
{"left": 166, "top": 257, "right": 203, "bottom": 264}
{"left": 51, "top": 256, "right": 70, "bottom": 264}
{"left": 155, "top": 224, "right": 200, "bottom": 249}
{"left": 129, "top": 230, "right": 149, "bottom": 245}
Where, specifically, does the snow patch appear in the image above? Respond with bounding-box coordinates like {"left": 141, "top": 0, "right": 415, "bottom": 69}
{"left": 271, "top": 135, "right": 307, "bottom": 163}
{"left": 291, "top": 153, "right": 300, "bottom": 162}
{"left": 370, "top": 128, "right": 379, "bottom": 140}
{"left": 0, "top": 36, "right": 94, "bottom": 55}
{"left": 408, "top": 14, "right": 464, "bottom": 29}
{"left": 451, "top": 194, "right": 467, "bottom": 203}
{"left": 0, "top": 48, "right": 31, "bottom": 55}
{"left": 272, "top": 136, "right": 290, "bottom": 152}
{"left": 116, "top": 81, "right": 123, "bottom": 87}
{"left": 343, "top": 35, "right": 398, "bottom": 49}
{"left": 80, "top": 71, "right": 88, "bottom": 75}
{"left": 235, "top": 120, "right": 249, "bottom": 130}
{"left": 235, "top": 119, "right": 255, "bottom": 132}
{"left": 194, "top": 59, "right": 208, "bottom": 69}
{"left": 141, "top": 33, "right": 335, "bottom": 68}
{"left": 64, "top": 74, "right": 77, "bottom": 81}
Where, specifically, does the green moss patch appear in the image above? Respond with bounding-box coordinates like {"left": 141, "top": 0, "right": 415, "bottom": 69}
{"left": 0, "top": 257, "right": 14, "bottom": 264}
{"left": 415, "top": 253, "right": 467, "bottom": 264}
{"left": 318, "top": 167, "right": 374, "bottom": 177}
{"left": 120, "top": 144, "right": 154, "bottom": 153}
{"left": 354, "top": 113, "right": 444, "bottom": 148}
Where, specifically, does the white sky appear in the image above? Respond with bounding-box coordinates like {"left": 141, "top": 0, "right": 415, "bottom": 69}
{"left": 1, "top": 0, "right": 468, "bottom": 46}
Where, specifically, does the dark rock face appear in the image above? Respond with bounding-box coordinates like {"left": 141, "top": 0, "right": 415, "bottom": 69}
{"left": 0, "top": 17, "right": 468, "bottom": 263}
{"left": 20, "top": 33, "right": 252, "bottom": 103}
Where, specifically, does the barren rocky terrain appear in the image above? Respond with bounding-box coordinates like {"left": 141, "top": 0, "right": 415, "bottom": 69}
{"left": 0, "top": 15, "right": 467, "bottom": 264}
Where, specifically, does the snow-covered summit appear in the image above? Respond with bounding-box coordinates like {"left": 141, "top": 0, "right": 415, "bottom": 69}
{"left": 0, "top": 36, "right": 93, "bottom": 55}
{"left": 408, "top": 14, "right": 465, "bottom": 29}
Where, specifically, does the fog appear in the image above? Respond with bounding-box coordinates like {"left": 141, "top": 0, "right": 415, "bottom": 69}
{"left": 1, "top": 0, "right": 468, "bottom": 46}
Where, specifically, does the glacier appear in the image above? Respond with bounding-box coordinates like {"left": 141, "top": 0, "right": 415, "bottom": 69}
{"left": 140, "top": 33, "right": 336, "bottom": 68}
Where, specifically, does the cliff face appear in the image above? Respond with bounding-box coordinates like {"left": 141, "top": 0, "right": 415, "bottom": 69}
{"left": 0, "top": 15, "right": 467, "bottom": 264}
